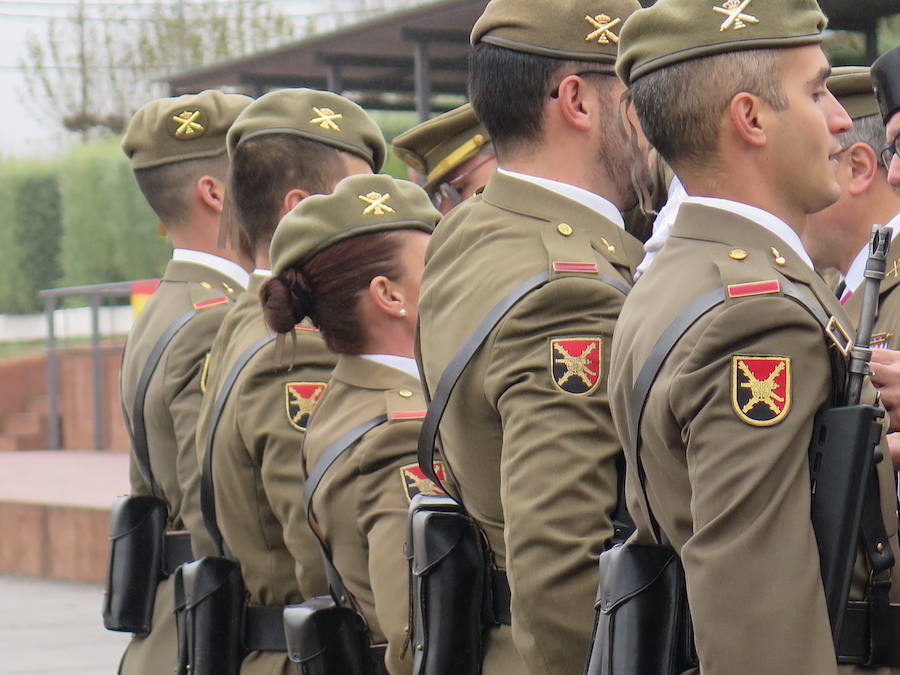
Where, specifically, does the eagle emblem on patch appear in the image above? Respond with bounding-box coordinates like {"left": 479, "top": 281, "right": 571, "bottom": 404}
{"left": 551, "top": 338, "right": 601, "bottom": 395}
{"left": 731, "top": 356, "right": 791, "bottom": 426}
{"left": 285, "top": 382, "right": 326, "bottom": 432}
{"left": 401, "top": 461, "right": 447, "bottom": 502}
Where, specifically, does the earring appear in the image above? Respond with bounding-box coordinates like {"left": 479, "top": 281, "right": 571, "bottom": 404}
{"left": 399, "top": 307, "right": 407, "bottom": 317}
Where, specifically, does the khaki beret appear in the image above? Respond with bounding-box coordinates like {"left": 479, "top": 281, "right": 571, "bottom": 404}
{"left": 271, "top": 174, "right": 438, "bottom": 277}
{"left": 872, "top": 46, "right": 900, "bottom": 124}
{"left": 617, "top": 0, "right": 827, "bottom": 86}
{"left": 122, "top": 90, "right": 252, "bottom": 170}
{"left": 392, "top": 104, "right": 491, "bottom": 196}
{"left": 471, "top": 0, "right": 641, "bottom": 63}
{"left": 828, "top": 67, "right": 880, "bottom": 121}
{"left": 226, "top": 88, "right": 386, "bottom": 171}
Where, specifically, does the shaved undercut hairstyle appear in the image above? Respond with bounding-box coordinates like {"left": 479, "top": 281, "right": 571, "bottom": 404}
{"left": 133, "top": 155, "right": 229, "bottom": 230}
{"left": 227, "top": 134, "right": 345, "bottom": 252}
{"left": 629, "top": 49, "right": 788, "bottom": 171}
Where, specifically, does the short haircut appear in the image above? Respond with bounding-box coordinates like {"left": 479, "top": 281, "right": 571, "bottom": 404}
{"left": 227, "top": 134, "right": 345, "bottom": 252}
{"left": 469, "top": 43, "right": 580, "bottom": 157}
{"left": 840, "top": 114, "right": 886, "bottom": 159}
{"left": 132, "top": 155, "right": 229, "bottom": 229}
{"left": 629, "top": 49, "right": 788, "bottom": 170}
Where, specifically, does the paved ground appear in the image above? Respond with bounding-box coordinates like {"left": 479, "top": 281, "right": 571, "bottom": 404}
{"left": 0, "top": 574, "right": 129, "bottom": 674}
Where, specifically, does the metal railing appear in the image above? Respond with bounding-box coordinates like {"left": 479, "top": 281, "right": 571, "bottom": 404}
{"left": 37, "top": 281, "right": 136, "bottom": 450}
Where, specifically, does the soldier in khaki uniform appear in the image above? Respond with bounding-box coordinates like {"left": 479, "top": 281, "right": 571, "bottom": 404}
{"left": 261, "top": 174, "right": 440, "bottom": 675}
{"left": 392, "top": 103, "right": 497, "bottom": 214}
{"left": 609, "top": 1, "right": 900, "bottom": 672}
{"left": 116, "top": 90, "right": 251, "bottom": 674}
{"left": 194, "top": 89, "right": 385, "bottom": 675}
{"left": 416, "top": 1, "right": 643, "bottom": 672}
{"left": 874, "top": 47, "right": 900, "bottom": 189}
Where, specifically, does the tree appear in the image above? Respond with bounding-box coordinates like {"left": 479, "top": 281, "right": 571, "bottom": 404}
{"left": 21, "top": 0, "right": 296, "bottom": 137}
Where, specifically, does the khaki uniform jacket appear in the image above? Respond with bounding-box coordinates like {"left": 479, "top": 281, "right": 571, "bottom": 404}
{"left": 195, "top": 273, "right": 332, "bottom": 675}
{"left": 301, "top": 355, "right": 431, "bottom": 675}
{"left": 118, "top": 259, "right": 241, "bottom": 675}
{"left": 417, "top": 170, "right": 643, "bottom": 674}
{"left": 608, "top": 203, "right": 900, "bottom": 675}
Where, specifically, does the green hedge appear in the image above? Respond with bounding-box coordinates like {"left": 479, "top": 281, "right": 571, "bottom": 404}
{"left": 58, "top": 136, "right": 171, "bottom": 289}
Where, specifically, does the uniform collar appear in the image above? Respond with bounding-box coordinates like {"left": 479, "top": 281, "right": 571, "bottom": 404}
{"left": 360, "top": 354, "right": 421, "bottom": 380}
{"left": 333, "top": 354, "right": 420, "bottom": 390}
{"left": 843, "top": 245, "right": 869, "bottom": 295}
{"left": 636, "top": 175, "right": 687, "bottom": 279}
{"left": 172, "top": 249, "right": 250, "bottom": 289}
{"left": 497, "top": 168, "right": 626, "bottom": 230}
{"left": 253, "top": 268, "right": 271, "bottom": 277}
{"left": 679, "top": 197, "right": 814, "bottom": 270}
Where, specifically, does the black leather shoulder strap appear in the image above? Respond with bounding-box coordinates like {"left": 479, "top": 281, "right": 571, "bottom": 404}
{"left": 303, "top": 415, "right": 388, "bottom": 608}
{"left": 627, "top": 280, "right": 842, "bottom": 544}
{"left": 200, "top": 332, "right": 277, "bottom": 556}
{"left": 123, "top": 309, "right": 197, "bottom": 499}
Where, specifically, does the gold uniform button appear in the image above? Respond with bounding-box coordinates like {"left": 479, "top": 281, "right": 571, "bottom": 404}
{"left": 729, "top": 249, "right": 748, "bottom": 261}
{"left": 557, "top": 223, "right": 573, "bottom": 236}
{"left": 398, "top": 390, "right": 414, "bottom": 399}
{"left": 775, "top": 256, "right": 786, "bottom": 266}
{"left": 200, "top": 281, "right": 212, "bottom": 289}
{"left": 877, "top": 542, "right": 885, "bottom": 553}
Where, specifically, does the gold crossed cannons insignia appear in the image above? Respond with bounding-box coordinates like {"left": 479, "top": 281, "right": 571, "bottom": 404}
{"left": 713, "top": 0, "right": 759, "bottom": 31}
{"left": 584, "top": 13, "right": 621, "bottom": 44}
{"left": 551, "top": 338, "right": 602, "bottom": 395}
{"left": 285, "top": 382, "right": 326, "bottom": 432}
{"left": 731, "top": 356, "right": 791, "bottom": 426}
{"left": 359, "top": 191, "right": 395, "bottom": 216}
{"left": 309, "top": 106, "right": 342, "bottom": 131}
{"left": 168, "top": 109, "right": 207, "bottom": 139}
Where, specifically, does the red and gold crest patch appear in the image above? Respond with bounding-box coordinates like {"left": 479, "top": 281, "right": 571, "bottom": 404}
{"left": 551, "top": 338, "right": 602, "bottom": 395}
{"left": 401, "top": 461, "right": 447, "bottom": 502}
{"left": 731, "top": 356, "right": 791, "bottom": 426}
{"left": 285, "top": 382, "right": 326, "bottom": 432}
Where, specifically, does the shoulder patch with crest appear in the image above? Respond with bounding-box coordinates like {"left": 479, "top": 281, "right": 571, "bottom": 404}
{"left": 551, "top": 337, "right": 601, "bottom": 395}
{"left": 401, "top": 461, "right": 447, "bottom": 502}
{"left": 731, "top": 356, "right": 791, "bottom": 426}
{"left": 285, "top": 382, "right": 326, "bottom": 432}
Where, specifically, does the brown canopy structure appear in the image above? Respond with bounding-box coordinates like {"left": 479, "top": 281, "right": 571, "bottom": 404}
{"left": 165, "top": 0, "right": 900, "bottom": 120}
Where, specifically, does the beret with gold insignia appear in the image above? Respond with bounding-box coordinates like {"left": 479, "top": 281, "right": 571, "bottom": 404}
{"left": 872, "top": 46, "right": 900, "bottom": 124}
{"left": 392, "top": 103, "right": 491, "bottom": 196}
{"left": 471, "top": 0, "right": 641, "bottom": 63}
{"left": 616, "top": 0, "right": 827, "bottom": 86}
{"left": 226, "top": 88, "right": 386, "bottom": 172}
{"left": 270, "top": 174, "right": 439, "bottom": 277}
{"left": 827, "top": 66, "right": 880, "bottom": 121}
{"left": 122, "top": 90, "right": 252, "bottom": 169}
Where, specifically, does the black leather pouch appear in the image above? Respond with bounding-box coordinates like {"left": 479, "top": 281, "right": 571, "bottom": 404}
{"left": 174, "top": 556, "right": 247, "bottom": 675}
{"left": 407, "top": 495, "right": 489, "bottom": 675}
{"left": 284, "top": 595, "right": 375, "bottom": 675}
{"left": 585, "top": 542, "right": 696, "bottom": 675}
{"left": 102, "top": 494, "right": 167, "bottom": 634}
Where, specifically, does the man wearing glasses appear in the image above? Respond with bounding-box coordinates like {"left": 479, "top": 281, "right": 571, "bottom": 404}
{"left": 415, "top": 0, "right": 644, "bottom": 672}
{"left": 393, "top": 103, "right": 498, "bottom": 215}
{"left": 874, "top": 45, "right": 900, "bottom": 188}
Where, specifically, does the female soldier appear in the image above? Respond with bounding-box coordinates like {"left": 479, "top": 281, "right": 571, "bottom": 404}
{"left": 260, "top": 174, "right": 442, "bottom": 675}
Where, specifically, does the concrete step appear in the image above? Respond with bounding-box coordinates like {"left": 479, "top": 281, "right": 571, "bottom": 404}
{"left": 0, "top": 451, "right": 129, "bottom": 582}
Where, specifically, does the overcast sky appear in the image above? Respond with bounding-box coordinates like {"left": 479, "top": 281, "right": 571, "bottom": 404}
{"left": 0, "top": 0, "right": 417, "bottom": 158}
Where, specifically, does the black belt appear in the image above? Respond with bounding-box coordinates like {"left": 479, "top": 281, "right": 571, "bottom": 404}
{"left": 837, "top": 600, "right": 900, "bottom": 666}
{"left": 162, "top": 531, "right": 193, "bottom": 576}
{"left": 244, "top": 605, "right": 287, "bottom": 651}
{"left": 491, "top": 569, "right": 511, "bottom": 626}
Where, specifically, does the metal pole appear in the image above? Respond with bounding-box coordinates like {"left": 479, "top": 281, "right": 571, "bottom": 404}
{"left": 44, "top": 295, "right": 60, "bottom": 450}
{"left": 864, "top": 22, "right": 878, "bottom": 65}
{"left": 414, "top": 40, "right": 432, "bottom": 123}
{"left": 90, "top": 293, "right": 104, "bottom": 450}
{"left": 326, "top": 63, "right": 343, "bottom": 93}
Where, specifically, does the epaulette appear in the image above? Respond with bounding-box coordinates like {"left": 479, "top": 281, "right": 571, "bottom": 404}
{"left": 193, "top": 297, "right": 229, "bottom": 311}
{"left": 540, "top": 220, "right": 621, "bottom": 280}
{"left": 715, "top": 246, "right": 786, "bottom": 305}
{"left": 384, "top": 386, "right": 427, "bottom": 423}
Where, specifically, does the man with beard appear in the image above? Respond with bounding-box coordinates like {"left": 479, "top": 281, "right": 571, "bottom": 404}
{"left": 415, "top": 0, "right": 644, "bottom": 672}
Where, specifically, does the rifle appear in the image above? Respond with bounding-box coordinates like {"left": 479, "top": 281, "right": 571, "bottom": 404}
{"left": 808, "top": 225, "right": 892, "bottom": 648}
